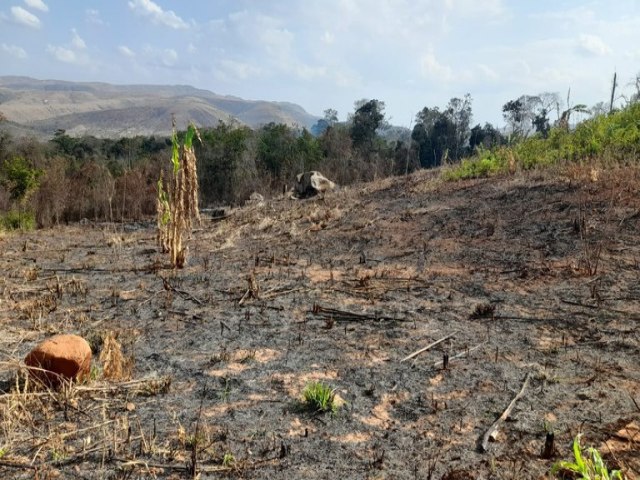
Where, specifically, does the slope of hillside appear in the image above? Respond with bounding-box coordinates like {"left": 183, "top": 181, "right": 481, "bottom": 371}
{"left": 0, "top": 76, "right": 319, "bottom": 138}
{"left": 0, "top": 166, "right": 639, "bottom": 478}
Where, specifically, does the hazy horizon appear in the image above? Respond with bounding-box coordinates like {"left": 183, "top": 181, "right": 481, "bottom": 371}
{"left": 1, "top": 1, "right": 639, "bottom": 128}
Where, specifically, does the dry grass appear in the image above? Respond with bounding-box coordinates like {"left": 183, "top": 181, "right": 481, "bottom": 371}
{"left": 157, "top": 121, "right": 201, "bottom": 268}
{"left": 1, "top": 166, "right": 639, "bottom": 478}
{"left": 99, "top": 331, "right": 133, "bottom": 381}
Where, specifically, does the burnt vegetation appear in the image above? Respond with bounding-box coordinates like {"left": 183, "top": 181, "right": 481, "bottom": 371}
{"left": 0, "top": 81, "right": 639, "bottom": 479}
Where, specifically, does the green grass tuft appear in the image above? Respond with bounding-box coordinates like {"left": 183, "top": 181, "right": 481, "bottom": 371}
{"left": 302, "top": 381, "right": 339, "bottom": 414}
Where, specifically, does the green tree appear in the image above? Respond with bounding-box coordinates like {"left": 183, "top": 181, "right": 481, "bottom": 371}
{"left": 311, "top": 108, "right": 339, "bottom": 136}
{"left": 350, "top": 99, "right": 385, "bottom": 153}
{"left": 2, "top": 156, "right": 41, "bottom": 201}
{"left": 503, "top": 94, "right": 556, "bottom": 139}
{"left": 295, "top": 128, "right": 322, "bottom": 172}
{"left": 50, "top": 129, "right": 77, "bottom": 157}
{"left": 469, "top": 123, "right": 504, "bottom": 150}
{"left": 445, "top": 94, "right": 473, "bottom": 159}
{"left": 257, "top": 122, "right": 298, "bottom": 182}
{"left": 196, "top": 123, "right": 251, "bottom": 205}
{"left": 412, "top": 106, "right": 456, "bottom": 168}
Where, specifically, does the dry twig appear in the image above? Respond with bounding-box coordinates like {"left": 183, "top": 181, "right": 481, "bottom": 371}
{"left": 479, "top": 372, "right": 531, "bottom": 453}
{"left": 400, "top": 331, "right": 459, "bottom": 363}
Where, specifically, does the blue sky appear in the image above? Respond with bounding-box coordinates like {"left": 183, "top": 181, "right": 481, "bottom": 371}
{"left": 1, "top": 0, "right": 639, "bottom": 126}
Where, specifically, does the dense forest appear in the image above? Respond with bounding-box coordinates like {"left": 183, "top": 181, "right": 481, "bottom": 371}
{"left": 0, "top": 83, "right": 638, "bottom": 230}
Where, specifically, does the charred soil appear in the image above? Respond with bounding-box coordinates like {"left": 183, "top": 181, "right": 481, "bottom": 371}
{"left": 1, "top": 166, "right": 639, "bottom": 479}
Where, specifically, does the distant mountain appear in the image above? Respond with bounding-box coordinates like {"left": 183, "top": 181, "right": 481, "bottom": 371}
{"left": 0, "top": 76, "right": 320, "bottom": 139}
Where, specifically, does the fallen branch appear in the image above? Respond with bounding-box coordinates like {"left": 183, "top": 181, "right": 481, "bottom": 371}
{"left": 560, "top": 298, "right": 598, "bottom": 309}
{"left": 168, "top": 309, "right": 203, "bottom": 321}
{"left": 162, "top": 277, "right": 203, "bottom": 305}
{"left": 0, "top": 460, "right": 37, "bottom": 470}
{"left": 560, "top": 299, "right": 637, "bottom": 317}
{"left": 430, "top": 342, "right": 486, "bottom": 368}
{"left": 261, "top": 287, "right": 307, "bottom": 300}
{"left": 311, "top": 303, "right": 410, "bottom": 322}
{"left": 479, "top": 372, "right": 531, "bottom": 453}
{"left": 400, "top": 331, "right": 459, "bottom": 363}
{"left": 74, "top": 376, "right": 171, "bottom": 395}
{"left": 111, "top": 455, "right": 280, "bottom": 473}
{"left": 173, "top": 287, "right": 203, "bottom": 305}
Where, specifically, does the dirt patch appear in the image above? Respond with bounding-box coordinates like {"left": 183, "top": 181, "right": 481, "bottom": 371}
{"left": 1, "top": 167, "right": 639, "bottom": 479}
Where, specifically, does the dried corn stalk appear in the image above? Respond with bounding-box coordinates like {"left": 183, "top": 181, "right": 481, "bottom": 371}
{"left": 157, "top": 120, "right": 201, "bottom": 268}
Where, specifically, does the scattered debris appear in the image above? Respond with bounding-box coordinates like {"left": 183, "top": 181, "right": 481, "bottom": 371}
{"left": 245, "top": 192, "right": 265, "bottom": 206}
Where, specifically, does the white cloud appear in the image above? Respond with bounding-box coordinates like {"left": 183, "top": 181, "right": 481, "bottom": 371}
{"left": 161, "top": 48, "right": 178, "bottom": 67}
{"left": 529, "top": 6, "right": 595, "bottom": 25}
{"left": 139, "top": 45, "right": 180, "bottom": 68}
{"left": 321, "top": 31, "right": 335, "bottom": 45}
{"left": 24, "top": 0, "right": 48, "bottom": 12}
{"left": 576, "top": 34, "right": 611, "bottom": 57}
{"left": 118, "top": 45, "right": 135, "bottom": 58}
{"left": 476, "top": 63, "right": 499, "bottom": 81}
{"left": 71, "top": 28, "right": 86, "bottom": 49}
{"left": 217, "top": 59, "right": 262, "bottom": 81}
{"left": 261, "top": 27, "right": 294, "bottom": 60}
{"left": 420, "top": 50, "right": 453, "bottom": 82}
{"left": 11, "top": 6, "right": 41, "bottom": 28}
{"left": 295, "top": 64, "right": 327, "bottom": 81}
{"left": 46, "top": 44, "right": 76, "bottom": 63}
{"left": 446, "top": 0, "right": 505, "bottom": 18}
{"left": 128, "top": 0, "right": 188, "bottom": 29}
{"left": 1, "top": 43, "right": 27, "bottom": 59}
{"left": 86, "top": 8, "right": 107, "bottom": 26}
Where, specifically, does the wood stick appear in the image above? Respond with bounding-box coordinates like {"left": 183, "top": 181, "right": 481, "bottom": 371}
{"left": 479, "top": 372, "right": 531, "bottom": 453}
{"left": 311, "top": 304, "right": 411, "bottom": 323}
{"left": 171, "top": 287, "right": 203, "bottom": 305}
{"left": 238, "top": 289, "right": 250, "bottom": 305}
{"left": 560, "top": 298, "right": 598, "bottom": 309}
{"left": 431, "top": 342, "right": 486, "bottom": 368}
{"left": 400, "top": 331, "right": 459, "bottom": 363}
{"left": 261, "top": 287, "right": 307, "bottom": 300}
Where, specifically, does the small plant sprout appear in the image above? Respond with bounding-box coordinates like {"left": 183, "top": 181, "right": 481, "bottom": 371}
{"left": 551, "top": 434, "right": 624, "bottom": 479}
{"left": 302, "top": 381, "right": 339, "bottom": 414}
{"left": 222, "top": 452, "right": 235, "bottom": 467}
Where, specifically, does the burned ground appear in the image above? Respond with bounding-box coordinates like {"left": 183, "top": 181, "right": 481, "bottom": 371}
{"left": 1, "top": 165, "right": 639, "bottom": 479}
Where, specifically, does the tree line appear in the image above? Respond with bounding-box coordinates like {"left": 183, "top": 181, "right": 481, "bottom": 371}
{"left": 0, "top": 85, "right": 636, "bottom": 229}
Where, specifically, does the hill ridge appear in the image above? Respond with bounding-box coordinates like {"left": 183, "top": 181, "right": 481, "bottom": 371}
{"left": 0, "top": 76, "right": 319, "bottom": 139}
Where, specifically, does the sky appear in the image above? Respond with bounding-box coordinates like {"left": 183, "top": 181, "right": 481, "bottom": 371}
{"left": 1, "top": 0, "right": 639, "bottom": 127}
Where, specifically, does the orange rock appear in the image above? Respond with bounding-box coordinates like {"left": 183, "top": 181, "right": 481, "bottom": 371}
{"left": 25, "top": 334, "right": 92, "bottom": 387}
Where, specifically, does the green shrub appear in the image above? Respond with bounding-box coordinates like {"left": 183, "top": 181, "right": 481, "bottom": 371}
{"left": 444, "top": 102, "right": 640, "bottom": 182}
{"left": 0, "top": 209, "right": 36, "bottom": 230}
{"left": 515, "top": 136, "right": 557, "bottom": 168}
{"left": 2, "top": 156, "right": 41, "bottom": 200}
{"left": 443, "top": 147, "right": 509, "bottom": 180}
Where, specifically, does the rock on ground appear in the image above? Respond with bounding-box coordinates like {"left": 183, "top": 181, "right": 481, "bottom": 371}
{"left": 25, "top": 334, "right": 92, "bottom": 386}
{"left": 294, "top": 171, "right": 336, "bottom": 198}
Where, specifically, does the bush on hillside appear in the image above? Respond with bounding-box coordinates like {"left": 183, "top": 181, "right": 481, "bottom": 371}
{"left": 444, "top": 102, "right": 640, "bottom": 180}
